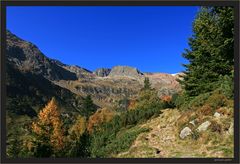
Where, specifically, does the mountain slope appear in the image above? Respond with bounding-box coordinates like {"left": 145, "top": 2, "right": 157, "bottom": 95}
{"left": 7, "top": 30, "right": 182, "bottom": 109}
{"left": 6, "top": 31, "right": 79, "bottom": 81}
{"left": 6, "top": 31, "right": 97, "bottom": 117}
{"left": 116, "top": 109, "right": 233, "bottom": 158}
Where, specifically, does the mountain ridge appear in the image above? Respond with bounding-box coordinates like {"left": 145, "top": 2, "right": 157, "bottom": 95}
{"left": 6, "top": 30, "right": 182, "bottom": 108}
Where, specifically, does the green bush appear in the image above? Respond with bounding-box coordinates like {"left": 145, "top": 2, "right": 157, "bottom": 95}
{"left": 172, "top": 92, "right": 190, "bottom": 110}
{"left": 216, "top": 75, "right": 233, "bottom": 99}
{"left": 90, "top": 106, "right": 162, "bottom": 157}
{"left": 188, "top": 92, "right": 211, "bottom": 109}
{"left": 205, "top": 90, "right": 228, "bottom": 110}
{"left": 191, "top": 130, "right": 200, "bottom": 140}
{"left": 105, "top": 127, "right": 149, "bottom": 156}
{"left": 177, "top": 88, "right": 231, "bottom": 112}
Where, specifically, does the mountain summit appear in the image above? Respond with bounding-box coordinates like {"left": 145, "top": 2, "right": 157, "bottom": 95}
{"left": 108, "top": 66, "right": 143, "bottom": 78}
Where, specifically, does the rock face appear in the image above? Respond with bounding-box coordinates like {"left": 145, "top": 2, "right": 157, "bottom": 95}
{"left": 108, "top": 66, "right": 143, "bottom": 78}
{"left": 64, "top": 65, "right": 93, "bottom": 79}
{"left": 144, "top": 73, "right": 182, "bottom": 96}
{"left": 6, "top": 30, "right": 77, "bottom": 81}
{"left": 180, "top": 127, "right": 192, "bottom": 139}
{"left": 94, "top": 68, "right": 111, "bottom": 77}
{"left": 197, "top": 121, "right": 211, "bottom": 132}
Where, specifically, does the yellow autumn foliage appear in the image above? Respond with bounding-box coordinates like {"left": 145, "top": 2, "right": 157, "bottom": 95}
{"left": 32, "top": 97, "right": 64, "bottom": 152}
{"left": 87, "top": 108, "right": 115, "bottom": 133}
{"left": 69, "top": 115, "right": 87, "bottom": 140}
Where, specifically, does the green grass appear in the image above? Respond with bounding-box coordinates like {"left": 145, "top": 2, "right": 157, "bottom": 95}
{"left": 107, "top": 126, "right": 150, "bottom": 157}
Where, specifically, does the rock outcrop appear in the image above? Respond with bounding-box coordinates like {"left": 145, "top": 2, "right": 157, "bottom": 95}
{"left": 64, "top": 65, "right": 93, "bottom": 79}
{"left": 94, "top": 68, "right": 111, "bottom": 77}
{"left": 6, "top": 30, "right": 78, "bottom": 81}
{"left": 108, "top": 66, "right": 143, "bottom": 78}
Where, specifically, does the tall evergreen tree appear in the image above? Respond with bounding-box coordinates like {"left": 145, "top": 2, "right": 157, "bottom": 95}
{"left": 143, "top": 77, "right": 151, "bottom": 90}
{"left": 82, "top": 95, "right": 96, "bottom": 117}
{"left": 180, "top": 7, "right": 234, "bottom": 97}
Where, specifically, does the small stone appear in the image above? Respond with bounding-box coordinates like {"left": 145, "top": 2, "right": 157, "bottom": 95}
{"left": 228, "top": 122, "right": 233, "bottom": 135}
{"left": 197, "top": 121, "right": 211, "bottom": 132}
{"left": 180, "top": 127, "right": 192, "bottom": 139}
{"left": 189, "top": 120, "right": 196, "bottom": 126}
{"left": 214, "top": 112, "right": 221, "bottom": 118}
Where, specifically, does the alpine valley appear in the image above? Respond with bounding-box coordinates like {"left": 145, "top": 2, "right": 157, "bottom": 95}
{"left": 5, "top": 6, "right": 234, "bottom": 158}
{"left": 6, "top": 30, "right": 181, "bottom": 118}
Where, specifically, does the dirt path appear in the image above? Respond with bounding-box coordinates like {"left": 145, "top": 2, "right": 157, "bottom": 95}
{"left": 117, "top": 108, "right": 231, "bottom": 158}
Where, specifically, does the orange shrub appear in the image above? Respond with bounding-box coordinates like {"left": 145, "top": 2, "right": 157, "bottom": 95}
{"left": 161, "top": 95, "right": 172, "bottom": 103}
{"left": 128, "top": 99, "right": 137, "bottom": 110}
{"left": 87, "top": 108, "right": 115, "bottom": 133}
{"left": 196, "top": 104, "right": 213, "bottom": 116}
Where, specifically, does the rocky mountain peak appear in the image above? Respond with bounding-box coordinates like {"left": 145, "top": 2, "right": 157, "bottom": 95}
{"left": 94, "top": 68, "right": 111, "bottom": 77}
{"left": 108, "top": 66, "right": 143, "bottom": 78}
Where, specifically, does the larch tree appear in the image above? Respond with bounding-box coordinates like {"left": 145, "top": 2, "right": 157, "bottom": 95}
{"left": 69, "top": 115, "right": 87, "bottom": 140}
{"left": 31, "top": 97, "right": 65, "bottom": 157}
{"left": 66, "top": 115, "right": 90, "bottom": 157}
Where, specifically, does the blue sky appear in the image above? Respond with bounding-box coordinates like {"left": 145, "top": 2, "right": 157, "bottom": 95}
{"left": 7, "top": 6, "right": 199, "bottom": 73}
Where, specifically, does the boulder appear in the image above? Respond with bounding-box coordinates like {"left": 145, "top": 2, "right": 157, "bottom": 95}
{"left": 197, "top": 121, "right": 211, "bottom": 132}
{"left": 180, "top": 127, "right": 192, "bottom": 139}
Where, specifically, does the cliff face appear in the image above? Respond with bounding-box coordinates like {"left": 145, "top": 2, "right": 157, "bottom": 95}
{"left": 108, "top": 66, "right": 144, "bottom": 78}
{"left": 6, "top": 30, "right": 182, "bottom": 109}
{"left": 6, "top": 31, "right": 78, "bottom": 81}
{"left": 94, "top": 68, "right": 111, "bottom": 77}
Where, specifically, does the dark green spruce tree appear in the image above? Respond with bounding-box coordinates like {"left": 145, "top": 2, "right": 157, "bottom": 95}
{"left": 180, "top": 7, "right": 234, "bottom": 97}
{"left": 143, "top": 77, "right": 151, "bottom": 90}
{"left": 82, "top": 95, "right": 96, "bottom": 117}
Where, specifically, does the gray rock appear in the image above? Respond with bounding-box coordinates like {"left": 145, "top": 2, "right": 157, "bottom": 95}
{"left": 228, "top": 122, "right": 233, "bottom": 135}
{"left": 214, "top": 112, "right": 221, "bottom": 118}
{"left": 108, "top": 66, "right": 143, "bottom": 78}
{"left": 94, "top": 68, "right": 111, "bottom": 77}
{"left": 197, "top": 121, "right": 211, "bottom": 132}
{"left": 189, "top": 120, "right": 196, "bottom": 126}
{"left": 180, "top": 127, "right": 192, "bottom": 139}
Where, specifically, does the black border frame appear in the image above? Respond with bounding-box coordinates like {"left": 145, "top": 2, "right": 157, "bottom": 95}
{"left": 0, "top": 0, "right": 239, "bottom": 163}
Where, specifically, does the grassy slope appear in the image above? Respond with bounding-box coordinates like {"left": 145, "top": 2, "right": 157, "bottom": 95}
{"left": 115, "top": 109, "right": 233, "bottom": 158}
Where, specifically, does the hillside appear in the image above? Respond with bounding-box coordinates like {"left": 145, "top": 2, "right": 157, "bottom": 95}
{"left": 6, "top": 30, "right": 182, "bottom": 158}
{"left": 116, "top": 108, "right": 233, "bottom": 158}
{"left": 5, "top": 6, "right": 234, "bottom": 159}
